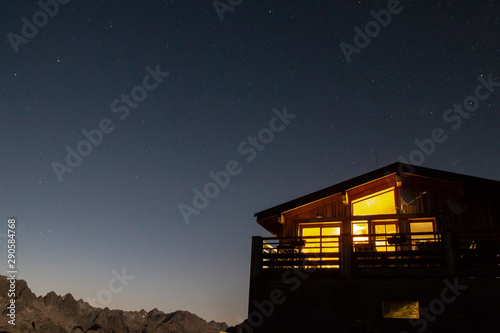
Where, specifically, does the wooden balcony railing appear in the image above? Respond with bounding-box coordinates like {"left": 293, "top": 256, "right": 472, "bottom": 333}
{"left": 352, "top": 232, "right": 444, "bottom": 269}
{"left": 456, "top": 231, "right": 500, "bottom": 275}
{"left": 261, "top": 236, "right": 340, "bottom": 269}
{"left": 250, "top": 231, "right": 500, "bottom": 279}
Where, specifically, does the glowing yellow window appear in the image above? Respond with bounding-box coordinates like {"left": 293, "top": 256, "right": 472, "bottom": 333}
{"left": 352, "top": 188, "right": 396, "bottom": 216}
{"left": 410, "top": 221, "right": 434, "bottom": 234}
{"left": 302, "top": 227, "right": 321, "bottom": 255}
{"left": 301, "top": 226, "right": 340, "bottom": 254}
{"left": 375, "top": 222, "right": 397, "bottom": 252}
{"left": 300, "top": 224, "right": 341, "bottom": 268}
{"left": 321, "top": 227, "right": 340, "bottom": 254}
{"left": 352, "top": 221, "right": 369, "bottom": 244}
{"left": 410, "top": 220, "right": 436, "bottom": 249}
{"left": 382, "top": 300, "right": 420, "bottom": 319}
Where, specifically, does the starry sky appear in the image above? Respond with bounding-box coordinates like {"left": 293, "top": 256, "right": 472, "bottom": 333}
{"left": 0, "top": 0, "right": 499, "bottom": 326}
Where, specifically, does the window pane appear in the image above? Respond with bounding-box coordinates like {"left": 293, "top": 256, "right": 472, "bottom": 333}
{"left": 352, "top": 189, "right": 396, "bottom": 216}
{"left": 323, "top": 227, "right": 340, "bottom": 236}
{"left": 302, "top": 227, "right": 320, "bottom": 237}
{"left": 352, "top": 221, "right": 368, "bottom": 244}
{"left": 410, "top": 222, "right": 434, "bottom": 233}
{"left": 386, "top": 224, "right": 397, "bottom": 234}
{"left": 410, "top": 220, "right": 436, "bottom": 247}
{"left": 374, "top": 223, "right": 397, "bottom": 252}
{"left": 352, "top": 222, "right": 368, "bottom": 234}
{"left": 382, "top": 301, "right": 420, "bottom": 319}
{"left": 300, "top": 224, "right": 341, "bottom": 267}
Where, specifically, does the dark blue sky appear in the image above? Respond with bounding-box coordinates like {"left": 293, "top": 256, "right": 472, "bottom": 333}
{"left": 1, "top": 0, "right": 499, "bottom": 325}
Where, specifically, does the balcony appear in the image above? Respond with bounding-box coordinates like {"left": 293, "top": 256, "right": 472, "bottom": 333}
{"left": 250, "top": 231, "right": 500, "bottom": 279}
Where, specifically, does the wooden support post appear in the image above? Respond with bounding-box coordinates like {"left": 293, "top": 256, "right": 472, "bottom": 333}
{"left": 250, "top": 236, "right": 263, "bottom": 280}
{"left": 340, "top": 233, "right": 352, "bottom": 279}
{"left": 443, "top": 231, "right": 458, "bottom": 277}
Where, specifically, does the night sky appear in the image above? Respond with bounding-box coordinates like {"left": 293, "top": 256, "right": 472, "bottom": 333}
{"left": 1, "top": 0, "right": 499, "bottom": 325}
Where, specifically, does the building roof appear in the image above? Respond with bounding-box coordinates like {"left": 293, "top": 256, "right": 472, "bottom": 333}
{"left": 254, "top": 162, "right": 500, "bottom": 221}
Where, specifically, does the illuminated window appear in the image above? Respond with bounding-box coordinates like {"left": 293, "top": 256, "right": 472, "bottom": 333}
{"left": 352, "top": 221, "right": 369, "bottom": 244}
{"left": 300, "top": 224, "right": 341, "bottom": 268}
{"left": 374, "top": 220, "right": 398, "bottom": 252}
{"left": 352, "top": 188, "right": 396, "bottom": 216}
{"left": 410, "top": 219, "right": 436, "bottom": 249}
{"left": 410, "top": 220, "right": 435, "bottom": 234}
{"left": 302, "top": 227, "right": 321, "bottom": 259}
{"left": 382, "top": 300, "right": 419, "bottom": 319}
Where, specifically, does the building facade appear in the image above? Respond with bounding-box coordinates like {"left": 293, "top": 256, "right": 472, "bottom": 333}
{"left": 242, "top": 163, "right": 500, "bottom": 333}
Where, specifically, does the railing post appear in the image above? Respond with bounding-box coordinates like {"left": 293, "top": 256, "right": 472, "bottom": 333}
{"left": 443, "top": 231, "right": 458, "bottom": 277}
{"left": 340, "top": 233, "right": 352, "bottom": 279}
{"left": 250, "top": 236, "right": 263, "bottom": 279}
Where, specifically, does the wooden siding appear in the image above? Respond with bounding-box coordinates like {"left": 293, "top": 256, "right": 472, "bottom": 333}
{"left": 346, "top": 173, "right": 398, "bottom": 201}
{"left": 282, "top": 193, "right": 347, "bottom": 237}
{"left": 261, "top": 172, "right": 500, "bottom": 237}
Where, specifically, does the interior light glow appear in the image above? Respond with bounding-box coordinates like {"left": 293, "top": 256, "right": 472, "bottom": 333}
{"left": 352, "top": 189, "right": 396, "bottom": 216}
{"left": 382, "top": 300, "right": 419, "bottom": 319}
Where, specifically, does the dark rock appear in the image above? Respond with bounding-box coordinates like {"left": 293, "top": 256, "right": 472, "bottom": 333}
{"left": 0, "top": 274, "right": 227, "bottom": 333}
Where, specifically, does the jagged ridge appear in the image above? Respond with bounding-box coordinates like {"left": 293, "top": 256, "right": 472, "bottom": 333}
{"left": 0, "top": 275, "right": 228, "bottom": 333}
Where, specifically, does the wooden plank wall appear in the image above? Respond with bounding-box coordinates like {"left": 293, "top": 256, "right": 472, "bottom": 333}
{"left": 276, "top": 174, "right": 500, "bottom": 237}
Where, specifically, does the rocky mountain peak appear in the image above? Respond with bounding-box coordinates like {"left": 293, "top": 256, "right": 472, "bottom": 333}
{"left": 0, "top": 274, "right": 228, "bottom": 333}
